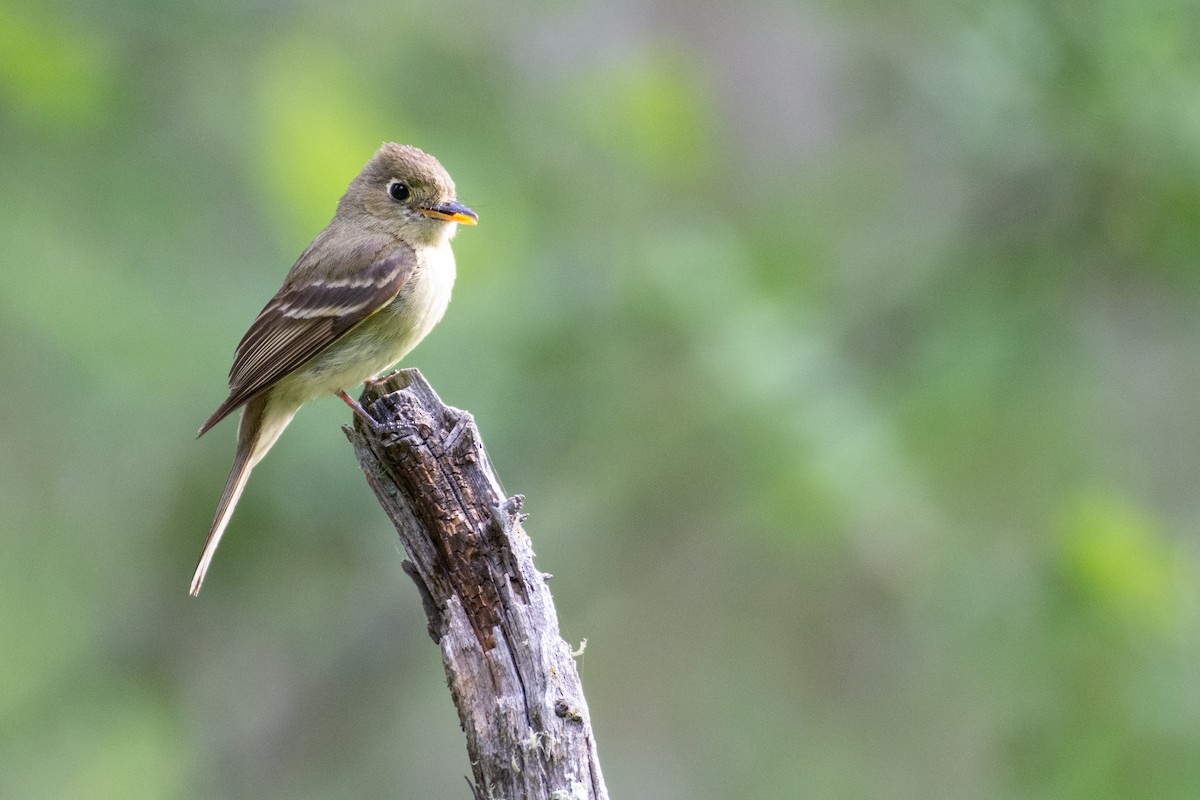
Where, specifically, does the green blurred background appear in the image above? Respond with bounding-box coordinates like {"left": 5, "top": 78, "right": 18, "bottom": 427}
{"left": 3, "top": 0, "right": 1200, "bottom": 797}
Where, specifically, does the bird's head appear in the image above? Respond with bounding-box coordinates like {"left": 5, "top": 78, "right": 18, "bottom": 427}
{"left": 344, "top": 142, "right": 477, "bottom": 245}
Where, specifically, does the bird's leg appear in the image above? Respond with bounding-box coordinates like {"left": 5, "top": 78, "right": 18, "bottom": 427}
{"left": 338, "top": 390, "right": 378, "bottom": 426}
{"left": 340, "top": 388, "right": 406, "bottom": 434}
{"left": 363, "top": 370, "right": 399, "bottom": 389}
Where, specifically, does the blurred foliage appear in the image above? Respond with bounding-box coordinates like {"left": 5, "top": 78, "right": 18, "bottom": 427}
{"left": 2, "top": 0, "right": 1200, "bottom": 798}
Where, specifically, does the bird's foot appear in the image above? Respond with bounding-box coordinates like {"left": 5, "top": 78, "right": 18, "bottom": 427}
{"left": 338, "top": 390, "right": 378, "bottom": 427}
{"left": 363, "top": 371, "right": 400, "bottom": 389}
{"left": 339, "top": 389, "right": 407, "bottom": 434}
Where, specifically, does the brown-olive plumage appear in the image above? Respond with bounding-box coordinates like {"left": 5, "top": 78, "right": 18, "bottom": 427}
{"left": 190, "top": 143, "right": 476, "bottom": 595}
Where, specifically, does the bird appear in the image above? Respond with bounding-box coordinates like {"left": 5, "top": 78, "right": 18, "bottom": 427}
{"left": 189, "top": 143, "right": 477, "bottom": 595}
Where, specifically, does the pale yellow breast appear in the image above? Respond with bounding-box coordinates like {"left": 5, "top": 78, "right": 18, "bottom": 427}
{"left": 278, "top": 242, "right": 457, "bottom": 403}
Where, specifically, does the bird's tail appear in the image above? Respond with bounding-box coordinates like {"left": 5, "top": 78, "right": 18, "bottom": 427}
{"left": 189, "top": 394, "right": 296, "bottom": 596}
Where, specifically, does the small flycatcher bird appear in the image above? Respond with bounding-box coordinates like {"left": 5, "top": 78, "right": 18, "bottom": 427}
{"left": 190, "top": 143, "right": 477, "bottom": 596}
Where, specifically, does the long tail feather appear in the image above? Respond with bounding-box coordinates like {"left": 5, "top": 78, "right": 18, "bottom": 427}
{"left": 189, "top": 443, "right": 254, "bottom": 595}
{"left": 190, "top": 394, "right": 297, "bottom": 595}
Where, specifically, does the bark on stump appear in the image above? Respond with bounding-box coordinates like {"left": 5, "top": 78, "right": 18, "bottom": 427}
{"left": 344, "top": 369, "right": 608, "bottom": 800}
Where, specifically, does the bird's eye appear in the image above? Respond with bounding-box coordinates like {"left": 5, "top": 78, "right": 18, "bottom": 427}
{"left": 387, "top": 181, "right": 410, "bottom": 202}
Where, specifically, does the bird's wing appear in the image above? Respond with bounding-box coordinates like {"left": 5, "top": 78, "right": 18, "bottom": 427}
{"left": 199, "top": 239, "right": 416, "bottom": 436}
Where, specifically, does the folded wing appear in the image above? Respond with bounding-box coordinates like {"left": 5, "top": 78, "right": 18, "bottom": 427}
{"left": 199, "top": 239, "right": 416, "bottom": 436}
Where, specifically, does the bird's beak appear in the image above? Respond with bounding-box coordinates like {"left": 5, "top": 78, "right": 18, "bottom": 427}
{"left": 420, "top": 200, "right": 478, "bottom": 225}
